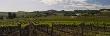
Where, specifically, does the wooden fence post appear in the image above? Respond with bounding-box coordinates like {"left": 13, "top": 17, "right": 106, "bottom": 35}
{"left": 80, "top": 23, "right": 85, "bottom": 36}
{"left": 17, "top": 23, "right": 21, "bottom": 36}
{"left": 28, "top": 22, "right": 35, "bottom": 36}
{"left": 51, "top": 23, "right": 54, "bottom": 36}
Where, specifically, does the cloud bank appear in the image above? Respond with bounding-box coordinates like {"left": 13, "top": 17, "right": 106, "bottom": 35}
{"left": 40, "top": 0, "right": 63, "bottom": 5}
{"left": 0, "top": 0, "right": 110, "bottom": 11}
{"left": 40, "top": 0, "right": 87, "bottom": 5}
{"left": 40, "top": 0, "right": 110, "bottom": 10}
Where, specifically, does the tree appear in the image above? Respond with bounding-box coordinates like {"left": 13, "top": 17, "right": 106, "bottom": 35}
{"left": 13, "top": 13, "right": 16, "bottom": 18}
{"left": 8, "top": 12, "right": 16, "bottom": 19}
{"left": 36, "top": 11, "right": 42, "bottom": 17}
{"left": 8, "top": 12, "right": 13, "bottom": 19}
{"left": 0, "top": 16, "right": 3, "bottom": 19}
{"left": 64, "top": 12, "right": 76, "bottom": 16}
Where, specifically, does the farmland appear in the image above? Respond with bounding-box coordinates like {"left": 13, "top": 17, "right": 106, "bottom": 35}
{"left": 0, "top": 9, "right": 110, "bottom": 36}
{"left": 0, "top": 22, "right": 110, "bottom": 36}
{"left": 0, "top": 15, "right": 109, "bottom": 27}
{"left": 0, "top": 16, "right": 110, "bottom": 26}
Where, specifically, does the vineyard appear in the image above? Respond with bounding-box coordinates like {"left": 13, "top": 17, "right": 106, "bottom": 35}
{"left": 0, "top": 11, "right": 110, "bottom": 36}
{"left": 0, "top": 22, "right": 110, "bottom": 36}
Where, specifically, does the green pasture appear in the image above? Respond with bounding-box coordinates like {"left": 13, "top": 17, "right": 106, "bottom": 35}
{"left": 0, "top": 16, "right": 110, "bottom": 27}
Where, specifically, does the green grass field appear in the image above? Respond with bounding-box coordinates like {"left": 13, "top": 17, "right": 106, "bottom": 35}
{"left": 0, "top": 16, "right": 110, "bottom": 27}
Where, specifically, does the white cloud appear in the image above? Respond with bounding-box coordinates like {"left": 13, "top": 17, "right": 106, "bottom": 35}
{"left": 40, "top": 0, "right": 87, "bottom": 5}
{"left": 40, "top": 0, "right": 63, "bottom": 5}
{"left": 60, "top": 0, "right": 95, "bottom": 9}
{"left": 40, "top": 0, "right": 98, "bottom": 9}
{"left": 40, "top": 0, "right": 110, "bottom": 10}
{"left": 72, "top": 0, "right": 87, "bottom": 2}
{"left": 0, "top": 0, "right": 109, "bottom": 12}
{"left": 61, "top": 0, "right": 110, "bottom": 10}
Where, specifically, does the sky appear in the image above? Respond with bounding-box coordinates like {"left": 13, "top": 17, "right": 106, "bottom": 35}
{"left": 0, "top": 0, "right": 110, "bottom": 12}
